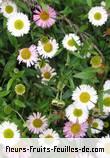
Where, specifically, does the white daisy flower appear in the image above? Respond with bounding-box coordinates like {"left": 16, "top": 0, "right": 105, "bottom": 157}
{"left": 27, "top": 112, "right": 48, "bottom": 134}
{"left": 91, "top": 119, "right": 104, "bottom": 134}
{"left": 65, "top": 103, "right": 89, "bottom": 123}
{"left": 0, "top": 121, "right": 20, "bottom": 146}
{"left": 7, "top": 12, "right": 30, "bottom": 37}
{"left": 1, "top": 1, "right": 17, "bottom": 18}
{"left": 62, "top": 33, "right": 81, "bottom": 52}
{"left": 39, "top": 129, "right": 59, "bottom": 148}
{"left": 40, "top": 64, "right": 56, "bottom": 82}
{"left": 96, "top": 135, "right": 110, "bottom": 158}
{"left": 103, "top": 93, "right": 110, "bottom": 112}
{"left": 72, "top": 84, "right": 98, "bottom": 110}
{"left": 37, "top": 38, "right": 59, "bottom": 58}
{"left": 103, "top": 80, "right": 110, "bottom": 92}
{"left": 88, "top": 6, "right": 108, "bottom": 26}
{"left": 17, "top": 45, "right": 38, "bottom": 67}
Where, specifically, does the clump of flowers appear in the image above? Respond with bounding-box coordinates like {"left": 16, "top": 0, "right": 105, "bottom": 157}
{"left": 0, "top": 0, "right": 110, "bottom": 140}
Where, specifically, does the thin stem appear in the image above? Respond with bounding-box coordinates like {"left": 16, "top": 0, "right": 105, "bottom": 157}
{"left": 93, "top": 44, "right": 105, "bottom": 62}
{"left": 65, "top": 52, "right": 70, "bottom": 66}
{"left": 12, "top": 108, "right": 25, "bottom": 124}
{"left": 60, "top": 90, "right": 63, "bottom": 100}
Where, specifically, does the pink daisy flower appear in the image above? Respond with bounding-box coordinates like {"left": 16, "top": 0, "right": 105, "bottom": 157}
{"left": 27, "top": 112, "right": 48, "bottom": 134}
{"left": 17, "top": 44, "right": 38, "bottom": 67}
{"left": 63, "top": 121, "right": 88, "bottom": 138}
{"left": 33, "top": 5, "right": 57, "bottom": 28}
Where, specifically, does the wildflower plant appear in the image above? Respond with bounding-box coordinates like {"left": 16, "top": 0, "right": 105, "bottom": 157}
{"left": 0, "top": 0, "right": 110, "bottom": 139}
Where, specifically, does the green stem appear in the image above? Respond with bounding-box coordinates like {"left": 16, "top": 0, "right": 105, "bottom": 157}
{"left": 66, "top": 53, "right": 70, "bottom": 66}
{"left": 12, "top": 108, "right": 25, "bottom": 124}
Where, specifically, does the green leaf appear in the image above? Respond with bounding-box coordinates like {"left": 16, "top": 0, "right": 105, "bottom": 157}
{"left": 14, "top": 99, "right": 25, "bottom": 108}
{"left": 106, "top": 0, "right": 110, "bottom": 9}
{"left": 3, "top": 55, "right": 16, "bottom": 76}
{"left": 15, "top": 0, "right": 31, "bottom": 14}
{"left": 60, "top": 7, "right": 72, "bottom": 16}
{"left": 0, "top": 98, "right": 7, "bottom": 107}
{"left": 7, "top": 78, "right": 14, "bottom": 91}
{"left": 73, "top": 68, "right": 98, "bottom": 80}
{"left": 7, "top": 32, "right": 18, "bottom": 48}
{"left": 79, "top": 25, "right": 88, "bottom": 32}
{"left": 87, "top": 0, "right": 92, "bottom": 7}
{"left": 63, "top": 89, "right": 72, "bottom": 99}
{"left": 0, "top": 90, "right": 10, "bottom": 97}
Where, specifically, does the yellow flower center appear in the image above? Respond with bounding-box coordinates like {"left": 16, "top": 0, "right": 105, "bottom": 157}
{"left": 43, "top": 42, "right": 53, "bottom": 53}
{"left": 20, "top": 48, "right": 31, "bottom": 60}
{"left": 3, "top": 129, "right": 14, "bottom": 138}
{"left": 103, "top": 97, "right": 110, "bottom": 107}
{"left": 67, "top": 39, "right": 75, "bottom": 47}
{"left": 14, "top": 19, "right": 24, "bottom": 30}
{"left": 43, "top": 72, "right": 51, "bottom": 79}
{"left": 33, "top": 119, "right": 43, "bottom": 128}
{"left": 92, "top": 122, "right": 98, "bottom": 128}
{"left": 45, "top": 135, "right": 53, "bottom": 138}
{"left": 80, "top": 92, "right": 90, "bottom": 103}
{"left": 90, "top": 56, "right": 102, "bottom": 67}
{"left": 40, "top": 11, "right": 49, "bottom": 21}
{"left": 104, "top": 143, "right": 110, "bottom": 154}
{"left": 15, "top": 84, "right": 25, "bottom": 95}
{"left": 73, "top": 108, "right": 83, "bottom": 117}
{"left": 94, "top": 12, "right": 102, "bottom": 20}
{"left": 71, "top": 123, "right": 81, "bottom": 134}
{"left": 5, "top": 5, "right": 14, "bottom": 14}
